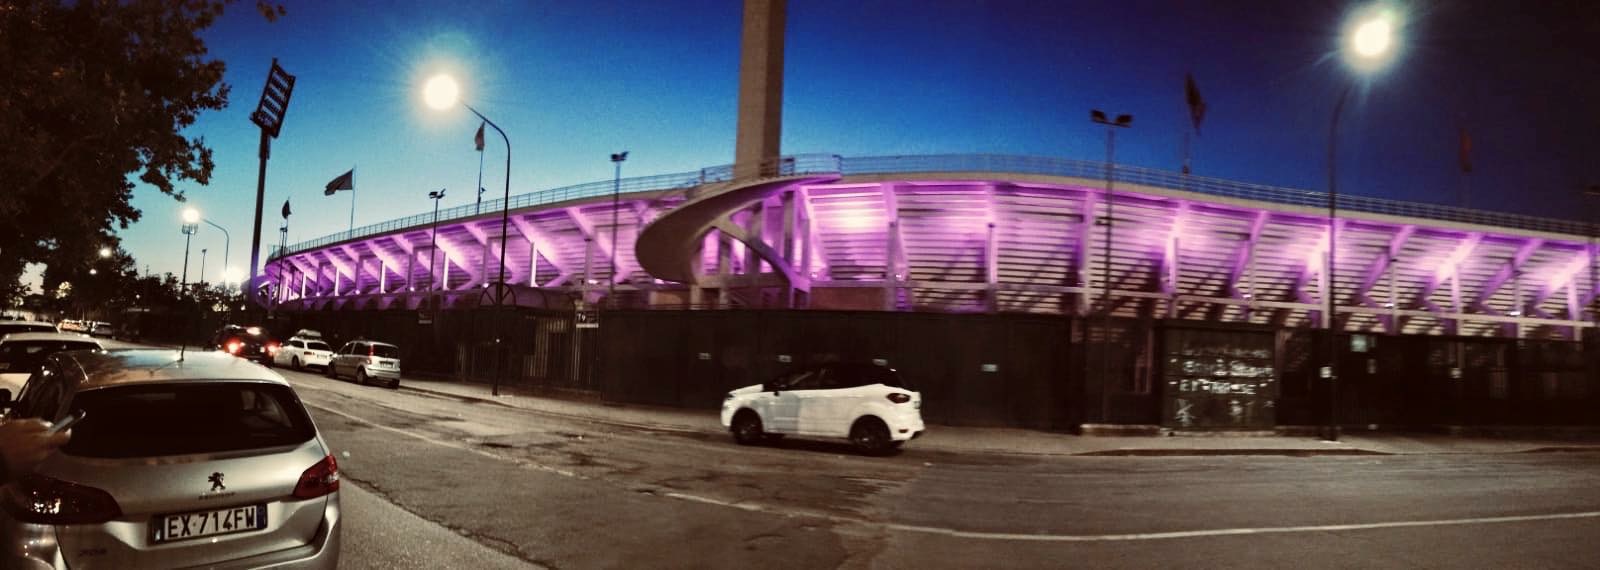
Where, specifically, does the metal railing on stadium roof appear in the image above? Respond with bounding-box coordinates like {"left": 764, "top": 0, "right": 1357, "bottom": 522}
{"left": 273, "top": 153, "right": 1592, "bottom": 259}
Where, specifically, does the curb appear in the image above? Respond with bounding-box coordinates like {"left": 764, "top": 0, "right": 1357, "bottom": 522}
{"left": 398, "top": 384, "right": 716, "bottom": 437}
{"left": 1075, "top": 448, "right": 1391, "bottom": 457}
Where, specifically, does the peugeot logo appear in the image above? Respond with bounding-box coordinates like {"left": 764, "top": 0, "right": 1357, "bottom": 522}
{"left": 208, "top": 472, "right": 226, "bottom": 492}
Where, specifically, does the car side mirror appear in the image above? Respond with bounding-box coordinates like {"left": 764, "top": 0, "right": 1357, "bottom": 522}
{"left": 0, "top": 388, "right": 12, "bottom": 407}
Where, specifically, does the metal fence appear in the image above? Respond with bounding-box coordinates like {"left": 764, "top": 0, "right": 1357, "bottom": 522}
{"left": 274, "top": 153, "right": 1593, "bottom": 260}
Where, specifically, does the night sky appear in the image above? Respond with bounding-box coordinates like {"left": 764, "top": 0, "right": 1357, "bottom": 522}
{"left": 111, "top": 0, "right": 1600, "bottom": 282}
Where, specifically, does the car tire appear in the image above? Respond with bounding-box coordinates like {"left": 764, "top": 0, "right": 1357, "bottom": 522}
{"left": 388, "top": 378, "right": 400, "bottom": 390}
{"left": 731, "top": 411, "right": 765, "bottom": 446}
{"left": 325, "top": 363, "right": 338, "bottom": 380}
{"left": 292, "top": 357, "right": 302, "bottom": 371}
{"left": 850, "top": 417, "right": 894, "bottom": 455}
{"left": 356, "top": 369, "right": 368, "bottom": 386}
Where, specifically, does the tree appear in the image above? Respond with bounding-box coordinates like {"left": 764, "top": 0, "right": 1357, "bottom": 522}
{"left": 0, "top": 0, "right": 284, "bottom": 299}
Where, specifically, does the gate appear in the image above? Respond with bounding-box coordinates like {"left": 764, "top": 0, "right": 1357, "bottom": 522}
{"left": 1161, "top": 327, "right": 1278, "bottom": 429}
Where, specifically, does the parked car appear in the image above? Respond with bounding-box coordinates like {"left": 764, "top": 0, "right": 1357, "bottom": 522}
{"left": 89, "top": 321, "right": 115, "bottom": 338}
{"left": 0, "top": 320, "right": 59, "bottom": 338}
{"left": 326, "top": 340, "right": 401, "bottom": 388}
{"left": 0, "top": 349, "right": 341, "bottom": 568}
{"left": 275, "top": 335, "right": 335, "bottom": 371}
{"left": 0, "top": 332, "right": 103, "bottom": 395}
{"left": 720, "top": 362, "right": 924, "bottom": 454}
{"left": 211, "top": 324, "right": 280, "bottom": 366}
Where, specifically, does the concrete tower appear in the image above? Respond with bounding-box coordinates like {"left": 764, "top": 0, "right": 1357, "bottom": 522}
{"left": 734, "top": 0, "right": 786, "bottom": 179}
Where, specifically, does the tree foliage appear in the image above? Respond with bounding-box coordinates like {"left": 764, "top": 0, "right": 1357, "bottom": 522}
{"left": 0, "top": 0, "right": 280, "bottom": 304}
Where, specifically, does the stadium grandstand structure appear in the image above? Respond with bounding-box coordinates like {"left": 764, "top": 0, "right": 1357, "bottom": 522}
{"left": 264, "top": 154, "right": 1600, "bottom": 340}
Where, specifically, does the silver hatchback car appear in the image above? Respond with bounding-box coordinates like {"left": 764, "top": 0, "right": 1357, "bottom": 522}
{"left": 0, "top": 349, "right": 340, "bottom": 569}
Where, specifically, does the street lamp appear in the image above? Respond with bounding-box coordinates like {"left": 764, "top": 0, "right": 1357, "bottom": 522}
{"left": 425, "top": 73, "right": 514, "bottom": 398}
{"left": 180, "top": 209, "right": 200, "bottom": 349}
{"left": 199, "top": 249, "right": 209, "bottom": 290}
{"left": 425, "top": 75, "right": 511, "bottom": 293}
{"left": 1324, "top": 6, "right": 1399, "bottom": 442}
{"left": 610, "top": 151, "right": 629, "bottom": 303}
{"left": 427, "top": 189, "right": 447, "bottom": 291}
{"left": 98, "top": 247, "right": 113, "bottom": 259}
{"left": 1090, "top": 109, "right": 1132, "bottom": 425}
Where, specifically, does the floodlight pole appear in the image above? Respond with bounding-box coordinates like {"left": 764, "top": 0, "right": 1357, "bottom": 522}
{"left": 1091, "top": 110, "right": 1132, "bottom": 426}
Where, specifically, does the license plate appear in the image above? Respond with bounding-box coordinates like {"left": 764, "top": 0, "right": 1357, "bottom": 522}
{"left": 153, "top": 504, "right": 267, "bottom": 543}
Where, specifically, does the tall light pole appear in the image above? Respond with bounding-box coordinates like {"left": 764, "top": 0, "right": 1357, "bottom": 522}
{"left": 428, "top": 189, "right": 447, "bottom": 291}
{"left": 425, "top": 73, "right": 514, "bottom": 397}
{"left": 199, "top": 249, "right": 209, "bottom": 289}
{"left": 424, "top": 74, "right": 512, "bottom": 299}
{"left": 1090, "top": 109, "right": 1132, "bottom": 425}
{"left": 1324, "top": 6, "right": 1399, "bottom": 442}
{"left": 181, "top": 208, "right": 201, "bottom": 349}
{"left": 200, "top": 218, "right": 230, "bottom": 285}
{"left": 247, "top": 59, "right": 296, "bottom": 308}
{"left": 609, "top": 151, "right": 629, "bottom": 303}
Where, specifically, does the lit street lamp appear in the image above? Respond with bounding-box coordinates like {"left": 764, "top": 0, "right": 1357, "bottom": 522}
{"left": 98, "top": 247, "right": 113, "bottom": 259}
{"left": 1324, "top": 6, "right": 1399, "bottom": 442}
{"left": 180, "top": 208, "right": 201, "bottom": 349}
{"left": 425, "top": 73, "right": 513, "bottom": 397}
{"left": 1089, "top": 109, "right": 1132, "bottom": 425}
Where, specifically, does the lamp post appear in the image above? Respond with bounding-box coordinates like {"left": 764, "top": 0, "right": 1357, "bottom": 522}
{"left": 1090, "top": 109, "right": 1132, "bottom": 425}
{"left": 199, "top": 249, "right": 209, "bottom": 290}
{"left": 425, "top": 73, "right": 513, "bottom": 397}
{"left": 200, "top": 218, "right": 230, "bottom": 289}
{"left": 1324, "top": 7, "right": 1398, "bottom": 442}
{"left": 427, "top": 189, "right": 447, "bottom": 291}
{"left": 609, "top": 151, "right": 629, "bottom": 304}
{"left": 98, "top": 247, "right": 113, "bottom": 259}
{"left": 181, "top": 208, "right": 201, "bottom": 349}
{"left": 424, "top": 74, "right": 512, "bottom": 298}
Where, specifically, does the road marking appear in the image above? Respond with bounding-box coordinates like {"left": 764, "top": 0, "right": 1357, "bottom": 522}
{"left": 303, "top": 401, "right": 1600, "bottom": 543}
{"left": 880, "top": 511, "right": 1600, "bottom": 542}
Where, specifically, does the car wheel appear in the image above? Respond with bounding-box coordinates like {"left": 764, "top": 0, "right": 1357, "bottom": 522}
{"left": 356, "top": 369, "right": 368, "bottom": 386}
{"left": 850, "top": 417, "right": 893, "bottom": 455}
{"left": 730, "top": 411, "right": 765, "bottom": 446}
{"left": 388, "top": 378, "right": 400, "bottom": 390}
{"left": 325, "top": 363, "right": 337, "bottom": 379}
{"left": 291, "top": 357, "right": 302, "bottom": 371}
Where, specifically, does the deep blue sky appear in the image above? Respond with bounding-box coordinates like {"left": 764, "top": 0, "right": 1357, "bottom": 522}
{"left": 114, "top": 0, "right": 1600, "bottom": 282}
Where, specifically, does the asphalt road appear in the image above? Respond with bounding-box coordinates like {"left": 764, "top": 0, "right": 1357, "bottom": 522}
{"left": 266, "top": 366, "right": 1600, "bottom": 569}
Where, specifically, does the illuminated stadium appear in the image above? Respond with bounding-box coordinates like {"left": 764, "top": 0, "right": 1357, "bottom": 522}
{"left": 263, "top": 154, "right": 1599, "bottom": 430}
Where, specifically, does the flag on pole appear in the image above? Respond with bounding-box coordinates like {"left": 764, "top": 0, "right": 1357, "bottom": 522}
{"left": 474, "top": 122, "right": 486, "bottom": 152}
{"left": 1458, "top": 127, "right": 1472, "bottom": 173}
{"left": 323, "top": 168, "right": 354, "bottom": 195}
{"left": 1185, "top": 73, "right": 1207, "bottom": 134}
{"left": 281, "top": 198, "right": 291, "bottom": 219}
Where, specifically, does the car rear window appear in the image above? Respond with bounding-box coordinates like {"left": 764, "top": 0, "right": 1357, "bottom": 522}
{"left": 0, "top": 341, "right": 98, "bottom": 373}
{"left": 307, "top": 341, "right": 331, "bottom": 351}
{"left": 371, "top": 345, "right": 399, "bottom": 358}
{"left": 63, "top": 383, "right": 316, "bottom": 458}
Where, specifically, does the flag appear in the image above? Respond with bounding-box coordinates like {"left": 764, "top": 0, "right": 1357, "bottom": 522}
{"left": 323, "top": 168, "right": 354, "bottom": 195}
{"left": 1458, "top": 127, "right": 1472, "bottom": 173}
{"left": 281, "top": 198, "right": 291, "bottom": 219}
{"left": 474, "top": 122, "right": 486, "bottom": 152}
{"left": 1185, "top": 73, "right": 1206, "bottom": 134}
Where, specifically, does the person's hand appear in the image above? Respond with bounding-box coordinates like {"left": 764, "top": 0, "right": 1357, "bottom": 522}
{"left": 0, "top": 419, "right": 71, "bottom": 476}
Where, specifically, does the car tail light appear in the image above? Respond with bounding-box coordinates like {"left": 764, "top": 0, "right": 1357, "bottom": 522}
{"left": 886, "top": 393, "right": 912, "bottom": 404}
{"left": 225, "top": 340, "right": 242, "bottom": 354}
{"left": 1, "top": 474, "right": 122, "bottom": 524}
{"left": 292, "top": 454, "right": 340, "bottom": 500}
{"left": 367, "top": 344, "right": 377, "bottom": 365}
{"left": 266, "top": 342, "right": 281, "bottom": 355}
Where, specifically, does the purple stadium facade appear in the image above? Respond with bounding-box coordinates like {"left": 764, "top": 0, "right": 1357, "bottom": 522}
{"left": 264, "top": 154, "right": 1598, "bottom": 339}
{"left": 263, "top": 154, "right": 1598, "bottom": 431}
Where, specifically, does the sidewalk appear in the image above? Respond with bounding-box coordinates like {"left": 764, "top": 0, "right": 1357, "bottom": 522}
{"left": 395, "top": 376, "right": 1600, "bottom": 457}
